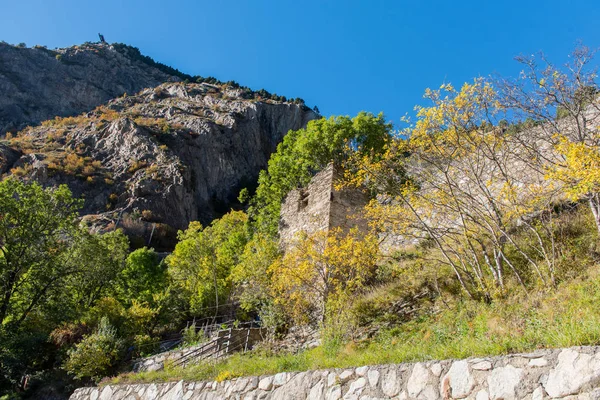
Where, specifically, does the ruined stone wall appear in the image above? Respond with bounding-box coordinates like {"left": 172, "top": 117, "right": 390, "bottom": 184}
{"left": 70, "top": 345, "right": 600, "bottom": 399}
{"left": 279, "top": 164, "right": 369, "bottom": 250}
{"left": 329, "top": 170, "right": 370, "bottom": 236}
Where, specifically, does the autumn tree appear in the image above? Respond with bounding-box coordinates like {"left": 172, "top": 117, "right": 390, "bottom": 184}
{"left": 496, "top": 46, "right": 600, "bottom": 233}
{"left": 350, "top": 80, "right": 560, "bottom": 299}
{"left": 270, "top": 228, "right": 379, "bottom": 326}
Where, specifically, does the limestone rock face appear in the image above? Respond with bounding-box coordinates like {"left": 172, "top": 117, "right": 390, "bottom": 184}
{"left": 4, "top": 81, "right": 316, "bottom": 248}
{"left": 0, "top": 42, "right": 180, "bottom": 134}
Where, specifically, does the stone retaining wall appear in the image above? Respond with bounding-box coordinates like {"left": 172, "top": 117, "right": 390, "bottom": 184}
{"left": 70, "top": 345, "right": 600, "bottom": 399}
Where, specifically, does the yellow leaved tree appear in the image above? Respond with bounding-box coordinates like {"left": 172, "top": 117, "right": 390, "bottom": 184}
{"left": 270, "top": 228, "right": 379, "bottom": 326}
{"left": 496, "top": 46, "right": 600, "bottom": 232}
{"left": 348, "top": 79, "right": 561, "bottom": 299}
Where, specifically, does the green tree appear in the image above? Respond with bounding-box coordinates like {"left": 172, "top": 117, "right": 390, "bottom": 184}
{"left": 64, "top": 317, "right": 125, "bottom": 383}
{"left": 166, "top": 211, "right": 250, "bottom": 318}
{"left": 63, "top": 229, "right": 130, "bottom": 311}
{"left": 231, "top": 234, "right": 280, "bottom": 314}
{"left": 116, "top": 247, "right": 166, "bottom": 305}
{"left": 249, "top": 112, "right": 392, "bottom": 236}
{"left": 0, "top": 179, "right": 82, "bottom": 329}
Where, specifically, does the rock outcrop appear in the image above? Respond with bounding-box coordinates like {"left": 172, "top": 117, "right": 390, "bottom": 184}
{"left": 69, "top": 345, "right": 600, "bottom": 400}
{"left": 0, "top": 42, "right": 180, "bottom": 134}
{"left": 4, "top": 81, "right": 317, "bottom": 248}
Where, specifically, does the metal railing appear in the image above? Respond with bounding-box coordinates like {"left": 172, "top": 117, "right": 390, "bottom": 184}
{"left": 170, "top": 325, "right": 265, "bottom": 368}
{"left": 132, "top": 320, "right": 265, "bottom": 371}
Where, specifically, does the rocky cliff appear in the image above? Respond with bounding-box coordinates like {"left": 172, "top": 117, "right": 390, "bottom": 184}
{"left": 0, "top": 42, "right": 186, "bottom": 134}
{"left": 2, "top": 80, "right": 316, "bottom": 248}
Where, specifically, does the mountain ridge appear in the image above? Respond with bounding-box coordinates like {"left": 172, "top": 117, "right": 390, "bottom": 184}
{"left": 0, "top": 42, "right": 318, "bottom": 248}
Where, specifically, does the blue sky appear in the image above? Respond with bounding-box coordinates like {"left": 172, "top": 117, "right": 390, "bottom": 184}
{"left": 1, "top": 0, "right": 599, "bottom": 126}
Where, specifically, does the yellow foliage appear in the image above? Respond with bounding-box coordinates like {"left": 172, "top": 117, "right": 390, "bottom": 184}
{"left": 270, "top": 228, "right": 379, "bottom": 325}
{"left": 547, "top": 137, "right": 600, "bottom": 201}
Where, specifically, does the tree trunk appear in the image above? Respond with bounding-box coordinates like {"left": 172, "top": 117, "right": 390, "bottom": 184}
{"left": 589, "top": 194, "right": 600, "bottom": 235}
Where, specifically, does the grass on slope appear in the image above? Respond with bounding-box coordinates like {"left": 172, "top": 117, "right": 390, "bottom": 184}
{"left": 110, "top": 266, "right": 600, "bottom": 385}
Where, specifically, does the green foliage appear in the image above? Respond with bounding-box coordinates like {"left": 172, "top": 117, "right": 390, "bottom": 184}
{"left": 166, "top": 211, "right": 250, "bottom": 316}
{"left": 116, "top": 247, "right": 166, "bottom": 305}
{"left": 65, "top": 317, "right": 125, "bottom": 383}
{"left": 113, "top": 264, "right": 600, "bottom": 384}
{"left": 249, "top": 112, "right": 392, "bottom": 235}
{"left": 231, "top": 234, "right": 280, "bottom": 314}
{"left": 182, "top": 324, "right": 206, "bottom": 346}
{"left": 237, "top": 187, "right": 250, "bottom": 204}
{"left": 0, "top": 179, "right": 82, "bottom": 329}
{"left": 62, "top": 229, "right": 130, "bottom": 312}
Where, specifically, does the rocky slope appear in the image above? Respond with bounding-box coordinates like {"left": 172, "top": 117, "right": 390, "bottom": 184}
{"left": 0, "top": 42, "right": 181, "bottom": 134}
{"left": 2, "top": 81, "right": 317, "bottom": 248}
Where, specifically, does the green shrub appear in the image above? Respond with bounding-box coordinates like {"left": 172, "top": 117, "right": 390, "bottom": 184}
{"left": 182, "top": 324, "right": 206, "bottom": 346}
{"left": 65, "top": 317, "right": 125, "bottom": 382}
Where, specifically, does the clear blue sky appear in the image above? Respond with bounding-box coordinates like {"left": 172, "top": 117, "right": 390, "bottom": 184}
{"left": 1, "top": 0, "right": 599, "bottom": 126}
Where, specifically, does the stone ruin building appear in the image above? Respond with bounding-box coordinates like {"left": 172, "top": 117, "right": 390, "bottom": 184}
{"left": 278, "top": 163, "right": 370, "bottom": 250}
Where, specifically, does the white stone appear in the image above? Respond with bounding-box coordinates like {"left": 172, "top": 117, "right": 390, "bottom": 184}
{"left": 163, "top": 381, "right": 184, "bottom": 400}
{"left": 309, "top": 381, "right": 325, "bottom": 399}
{"left": 223, "top": 381, "right": 233, "bottom": 397}
{"left": 443, "top": 360, "right": 474, "bottom": 398}
{"left": 407, "top": 363, "right": 432, "bottom": 398}
{"left": 89, "top": 389, "right": 99, "bottom": 400}
{"left": 348, "top": 377, "right": 367, "bottom": 395}
{"left": 381, "top": 369, "right": 400, "bottom": 397}
{"left": 475, "top": 389, "right": 490, "bottom": 400}
{"left": 356, "top": 366, "right": 369, "bottom": 376}
{"left": 430, "top": 363, "right": 442, "bottom": 377}
{"left": 487, "top": 365, "right": 523, "bottom": 400}
{"left": 544, "top": 350, "right": 600, "bottom": 398}
{"left": 247, "top": 377, "right": 259, "bottom": 391}
{"left": 98, "top": 386, "right": 113, "bottom": 400}
{"left": 233, "top": 378, "right": 248, "bottom": 392}
{"left": 142, "top": 384, "right": 158, "bottom": 400}
{"left": 326, "top": 385, "right": 342, "bottom": 400}
{"left": 339, "top": 369, "right": 354, "bottom": 383}
{"left": 328, "top": 372, "right": 337, "bottom": 387}
{"left": 258, "top": 376, "right": 273, "bottom": 391}
{"left": 471, "top": 361, "right": 493, "bottom": 370}
{"left": 273, "top": 372, "right": 288, "bottom": 387}
{"left": 528, "top": 358, "right": 549, "bottom": 367}
{"left": 367, "top": 369, "right": 380, "bottom": 387}
{"left": 532, "top": 386, "right": 545, "bottom": 400}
